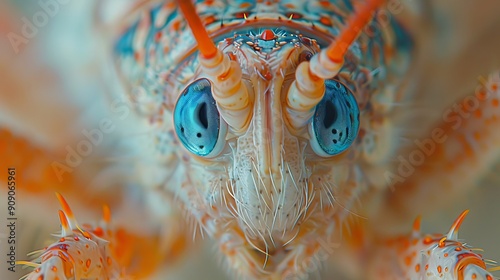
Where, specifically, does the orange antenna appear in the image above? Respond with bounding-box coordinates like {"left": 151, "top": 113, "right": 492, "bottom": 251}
{"left": 285, "top": 0, "right": 384, "bottom": 132}
{"left": 326, "top": 0, "right": 384, "bottom": 63}
{"left": 176, "top": 0, "right": 252, "bottom": 133}
{"left": 310, "top": 0, "right": 385, "bottom": 79}
{"left": 176, "top": 0, "right": 218, "bottom": 59}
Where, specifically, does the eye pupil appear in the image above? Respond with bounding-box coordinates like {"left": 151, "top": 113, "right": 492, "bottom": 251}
{"left": 323, "top": 100, "right": 337, "bottom": 128}
{"left": 198, "top": 102, "right": 208, "bottom": 129}
{"left": 174, "top": 78, "right": 226, "bottom": 157}
{"left": 311, "top": 80, "right": 360, "bottom": 156}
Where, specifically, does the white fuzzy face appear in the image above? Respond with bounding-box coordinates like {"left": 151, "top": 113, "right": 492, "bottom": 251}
{"left": 113, "top": 1, "right": 409, "bottom": 274}
{"left": 171, "top": 29, "right": 363, "bottom": 272}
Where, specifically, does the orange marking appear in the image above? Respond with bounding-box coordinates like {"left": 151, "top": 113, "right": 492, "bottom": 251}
{"left": 155, "top": 32, "right": 162, "bottom": 42}
{"left": 319, "top": 0, "right": 330, "bottom": 7}
{"left": 240, "top": 2, "right": 252, "bottom": 8}
{"left": 319, "top": 16, "right": 332, "bottom": 26}
{"left": 492, "top": 98, "right": 499, "bottom": 107}
{"left": 204, "top": 15, "right": 216, "bottom": 25}
{"left": 425, "top": 264, "right": 429, "bottom": 271}
{"left": 404, "top": 255, "right": 413, "bottom": 266}
{"left": 474, "top": 109, "right": 482, "bottom": 118}
{"left": 476, "top": 89, "right": 488, "bottom": 100}
{"left": 86, "top": 259, "right": 91, "bottom": 268}
{"left": 437, "top": 265, "right": 442, "bottom": 273}
{"left": 423, "top": 237, "right": 433, "bottom": 244}
{"left": 83, "top": 231, "right": 91, "bottom": 239}
{"left": 94, "top": 227, "right": 104, "bottom": 237}
{"left": 438, "top": 237, "right": 447, "bottom": 248}
{"left": 172, "top": 20, "right": 181, "bottom": 31}
{"left": 134, "top": 51, "right": 141, "bottom": 61}
{"left": 261, "top": 29, "right": 275, "bottom": 41}
{"left": 415, "top": 264, "right": 420, "bottom": 272}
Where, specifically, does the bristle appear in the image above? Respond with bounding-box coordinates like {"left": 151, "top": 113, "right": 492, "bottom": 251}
{"left": 15, "top": 261, "right": 40, "bottom": 268}
{"left": 446, "top": 209, "right": 469, "bottom": 240}
{"left": 58, "top": 210, "right": 71, "bottom": 237}
{"left": 55, "top": 192, "right": 77, "bottom": 229}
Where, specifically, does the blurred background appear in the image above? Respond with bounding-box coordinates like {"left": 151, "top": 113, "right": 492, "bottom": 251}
{"left": 1, "top": 0, "right": 500, "bottom": 279}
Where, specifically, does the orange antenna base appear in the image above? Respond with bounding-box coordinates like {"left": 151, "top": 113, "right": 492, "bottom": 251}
{"left": 176, "top": 0, "right": 252, "bottom": 133}
{"left": 286, "top": 0, "right": 384, "bottom": 132}
{"left": 310, "top": 0, "right": 385, "bottom": 79}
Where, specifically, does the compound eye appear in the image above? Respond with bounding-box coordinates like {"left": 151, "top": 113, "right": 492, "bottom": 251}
{"left": 174, "top": 78, "right": 227, "bottom": 157}
{"left": 310, "top": 80, "right": 360, "bottom": 157}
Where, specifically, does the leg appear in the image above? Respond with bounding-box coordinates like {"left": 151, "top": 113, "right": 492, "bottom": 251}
{"left": 366, "top": 211, "right": 496, "bottom": 279}
{"left": 16, "top": 192, "right": 189, "bottom": 280}
{"left": 370, "top": 71, "right": 500, "bottom": 229}
{"left": 0, "top": 127, "right": 190, "bottom": 279}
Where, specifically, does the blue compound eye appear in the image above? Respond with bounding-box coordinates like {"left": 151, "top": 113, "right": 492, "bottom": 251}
{"left": 174, "top": 78, "right": 227, "bottom": 157}
{"left": 310, "top": 80, "right": 360, "bottom": 157}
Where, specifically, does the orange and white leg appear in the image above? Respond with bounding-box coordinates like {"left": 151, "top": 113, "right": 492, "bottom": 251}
{"left": 16, "top": 192, "right": 189, "bottom": 280}
{"left": 17, "top": 193, "right": 126, "bottom": 280}
{"left": 366, "top": 210, "right": 496, "bottom": 280}
{"left": 370, "top": 71, "right": 500, "bottom": 228}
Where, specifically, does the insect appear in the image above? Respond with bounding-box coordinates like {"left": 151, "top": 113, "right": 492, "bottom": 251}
{"left": 2, "top": 0, "right": 500, "bottom": 279}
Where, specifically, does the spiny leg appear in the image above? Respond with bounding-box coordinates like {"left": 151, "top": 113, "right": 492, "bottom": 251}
{"left": 17, "top": 193, "right": 189, "bottom": 280}
{"left": 366, "top": 210, "right": 497, "bottom": 279}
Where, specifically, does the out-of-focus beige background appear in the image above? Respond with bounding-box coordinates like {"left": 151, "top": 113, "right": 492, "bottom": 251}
{"left": 1, "top": 1, "right": 500, "bottom": 279}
